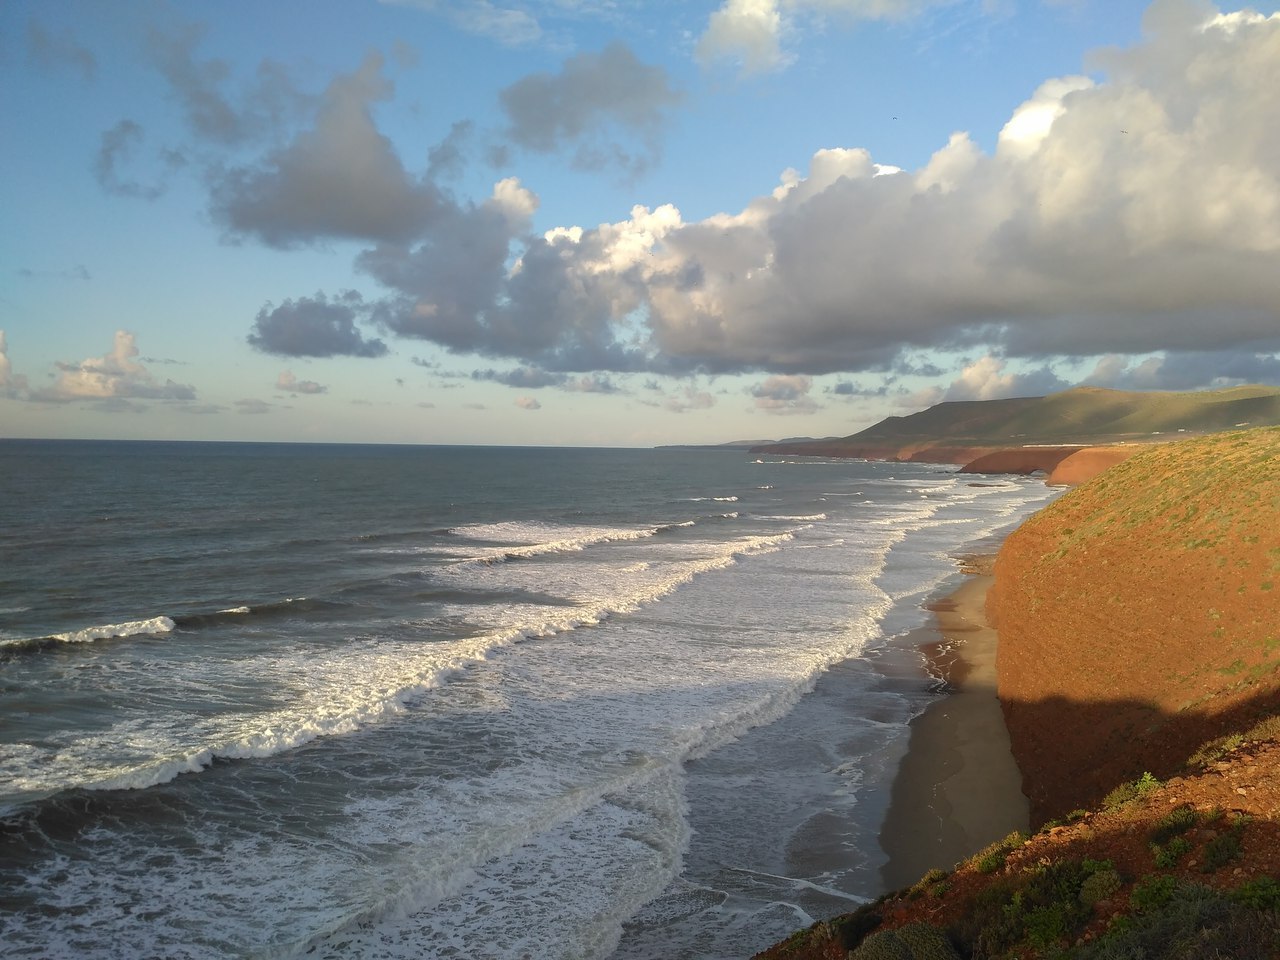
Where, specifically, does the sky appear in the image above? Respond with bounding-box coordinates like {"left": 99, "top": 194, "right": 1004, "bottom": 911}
{"left": 2, "top": 0, "right": 1279, "bottom": 447}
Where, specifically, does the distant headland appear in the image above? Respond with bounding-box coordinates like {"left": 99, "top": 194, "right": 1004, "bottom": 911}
{"left": 734, "top": 384, "right": 1280, "bottom": 484}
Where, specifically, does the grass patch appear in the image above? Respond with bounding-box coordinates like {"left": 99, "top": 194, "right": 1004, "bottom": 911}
{"left": 1102, "top": 771, "right": 1160, "bottom": 809}
{"left": 970, "top": 830, "right": 1027, "bottom": 874}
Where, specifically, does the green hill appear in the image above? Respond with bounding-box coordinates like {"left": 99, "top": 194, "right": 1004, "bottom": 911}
{"left": 759, "top": 385, "right": 1280, "bottom": 456}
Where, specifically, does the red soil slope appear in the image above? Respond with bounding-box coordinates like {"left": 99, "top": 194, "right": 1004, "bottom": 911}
{"left": 1046, "top": 446, "right": 1141, "bottom": 486}
{"left": 958, "top": 447, "right": 1082, "bottom": 476}
{"left": 989, "top": 427, "right": 1280, "bottom": 825}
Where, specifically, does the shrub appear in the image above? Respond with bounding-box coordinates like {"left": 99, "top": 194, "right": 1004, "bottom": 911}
{"left": 1077, "top": 883, "right": 1278, "bottom": 960}
{"left": 907, "top": 868, "right": 950, "bottom": 900}
{"left": 1078, "top": 868, "right": 1123, "bottom": 906}
{"left": 1233, "top": 877, "right": 1280, "bottom": 911}
{"left": 1152, "top": 835, "right": 1193, "bottom": 869}
{"left": 971, "top": 830, "right": 1026, "bottom": 874}
{"left": 1200, "top": 831, "right": 1242, "bottom": 872}
{"left": 1130, "top": 874, "right": 1179, "bottom": 911}
{"left": 849, "top": 923, "right": 959, "bottom": 960}
{"left": 1148, "top": 805, "right": 1198, "bottom": 845}
{"left": 1201, "top": 814, "right": 1249, "bottom": 873}
{"left": 1102, "top": 772, "right": 1161, "bottom": 809}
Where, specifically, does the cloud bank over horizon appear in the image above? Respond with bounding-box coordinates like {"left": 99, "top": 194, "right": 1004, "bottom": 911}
{"left": 216, "top": 0, "right": 1278, "bottom": 396}
{"left": 5, "top": 0, "right": 1280, "bottom": 442}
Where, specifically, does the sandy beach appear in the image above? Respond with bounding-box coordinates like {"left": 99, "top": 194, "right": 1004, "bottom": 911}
{"left": 877, "top": 556, "right": 1029, "bottom": 892}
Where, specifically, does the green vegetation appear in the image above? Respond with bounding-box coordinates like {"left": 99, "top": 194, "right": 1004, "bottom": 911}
{"left": 1200, "top": 815, "right": 1250, "bottom": 873}
{"left": 849, "top": 922, "right": 960, "bottom": 960}
{"left": 766, "top": 386, "right": 1280, "bottom": 455}
{"left": 969, "top": 831, "right": 1027, "bottom": 874}
{"left": 1076, "top": 881, "right": 1280, "bottom": 960}
{"left": 1101, "top": 772, "right": 1160, "bottom": 810}
{"left": 948, "top": 858, "right": 1119, "bottom": 956}
{"left": 1148, "top": 805, "right": 1198, "bottom": 845}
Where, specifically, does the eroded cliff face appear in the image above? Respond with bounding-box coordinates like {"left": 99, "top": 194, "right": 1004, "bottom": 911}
{"left": 989, "top": 428, "right": 1280, "bottom": 825}
{"left": 1045, "top": 446, "right": 1140, "bottom": 485}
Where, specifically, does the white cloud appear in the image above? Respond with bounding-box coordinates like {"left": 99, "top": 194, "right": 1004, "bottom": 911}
{"left": 29, "top": 331, "right": 196, "bottom": 404}
{"left": 996, "top": 76, "right": 1095, "bottom": 159}
{"left": 938, "top": 355, "right": 1069, "bottom": 401}
{"left": 696, "top": 0, "right": 955, "bottom": 73}
{"left": 244, "top": 0, "right": 1280, "bottom": 396}
{"left": 696, "top": 0, "right": 788, "bottom": 73}
{"left": 515, "top": 395, "right": 542, "bottom": 409}
{"left": 276, "top": 370, "right": 327, "bottom": 394}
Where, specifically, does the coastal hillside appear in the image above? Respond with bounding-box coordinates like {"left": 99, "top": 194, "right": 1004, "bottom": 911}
{"left": 754, "top": 426, "right": 1280, "bottom": 960}
{"left": 991, "top": 426, "right": 1280, "bottom": 825}
{"left": 755, "top": 385, "right": 1280, "bottom": 462}
{"left": 755, "top": 729, "right": 1280, "bottom": 960}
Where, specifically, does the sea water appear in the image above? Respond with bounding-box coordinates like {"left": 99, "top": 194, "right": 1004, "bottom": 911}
{"left": 0, "top": 440, "right": 1057, "bottom": 958}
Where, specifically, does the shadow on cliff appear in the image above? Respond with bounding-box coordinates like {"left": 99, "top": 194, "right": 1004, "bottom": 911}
{"left": 1002, "top": 682, "right": 1280, "bottom": 827}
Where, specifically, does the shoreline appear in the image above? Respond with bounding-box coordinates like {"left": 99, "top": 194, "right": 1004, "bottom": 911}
{"left": 876, "top": 553, "right": 1029, "bottom": 892}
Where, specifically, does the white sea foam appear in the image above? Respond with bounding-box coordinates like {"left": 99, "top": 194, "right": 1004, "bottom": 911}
{"left": 25, "top": 615, "right": 177, "bottom": 646}
{"left": 0, "top": 459, "right": 1062, "bottom": 959}
{"left": 449, "top": 520, "right": 663, "bottom": 565}
{"left": 2, "top": 525, "right": 804, "bottom": 806}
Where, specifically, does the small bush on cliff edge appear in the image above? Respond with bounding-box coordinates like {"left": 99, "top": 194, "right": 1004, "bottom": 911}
{"left": 1078, "top": 881, "right": 1280, "bottom": 960}
{"left": 1101, "top": 772, "right": 1160, "bottom": 809}
{"left": 970, "top": 830, "right": 1027, "bottom": 874}
{"left": 849, "top": 922, "right": 959, "bottom": 960}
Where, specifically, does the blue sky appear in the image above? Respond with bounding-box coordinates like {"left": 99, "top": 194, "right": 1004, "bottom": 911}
{"left": 3, "top": 0, "right": 1279, "bottom": 446}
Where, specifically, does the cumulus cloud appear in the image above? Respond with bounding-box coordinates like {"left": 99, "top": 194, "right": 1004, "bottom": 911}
{"left": 237, "top": 1, "right": 1280, "bottom": 395}
{"left": 696, "top": 0, "right": 952, "bottom": 73}
{"left": 276, "top": 370, "right": 327, "bottom": 394}
{"left": 235, "top": 398, "right": 272, "bottom": 414}
{"left": 499, "top": 42, "right": 683, "bottom": 175}
{"left": 939, "top": 355, "right": 1069, "bottom": 401}
{"left": 1083, "top": 349, "right": 1280, "bottom": 390}
{"left": 248, "top": 292, "right": 388, "bottom": 357}
{"left": 0, "top": 331, "right": 29, "bottom": 398}
{"left": 211, "top": 53, "right": 438, "bottom": 246}
{"left": 751, "top": 374, "right": 821, "bottom": 413}
{"left": 27, "top": 331, "right": 196, "bottom": 403}
{"left": 515, "top": 395, "right": 542, "bottom": 409}
{"left": 696, "top": 0, "right": 789, "bottom": 72}
{"left": 436, "top": 2, "right": 1276, "bottom": 381}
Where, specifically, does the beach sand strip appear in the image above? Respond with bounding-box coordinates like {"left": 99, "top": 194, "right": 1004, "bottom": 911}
{"left": 877, "top": 560, "right": 1029, "bottom": 892}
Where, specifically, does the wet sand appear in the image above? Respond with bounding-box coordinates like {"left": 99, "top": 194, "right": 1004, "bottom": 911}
{"left": 877, "top": 561, "right": 1029, "bottom": 892}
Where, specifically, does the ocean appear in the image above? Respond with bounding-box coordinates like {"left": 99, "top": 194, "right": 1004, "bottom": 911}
{"left": 0, "top": 440, "right": 1057, "bottom": 959}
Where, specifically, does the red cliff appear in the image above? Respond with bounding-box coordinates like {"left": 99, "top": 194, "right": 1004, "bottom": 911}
{"left": 989, "top": 427, "right": 1280, "bottom": 824}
